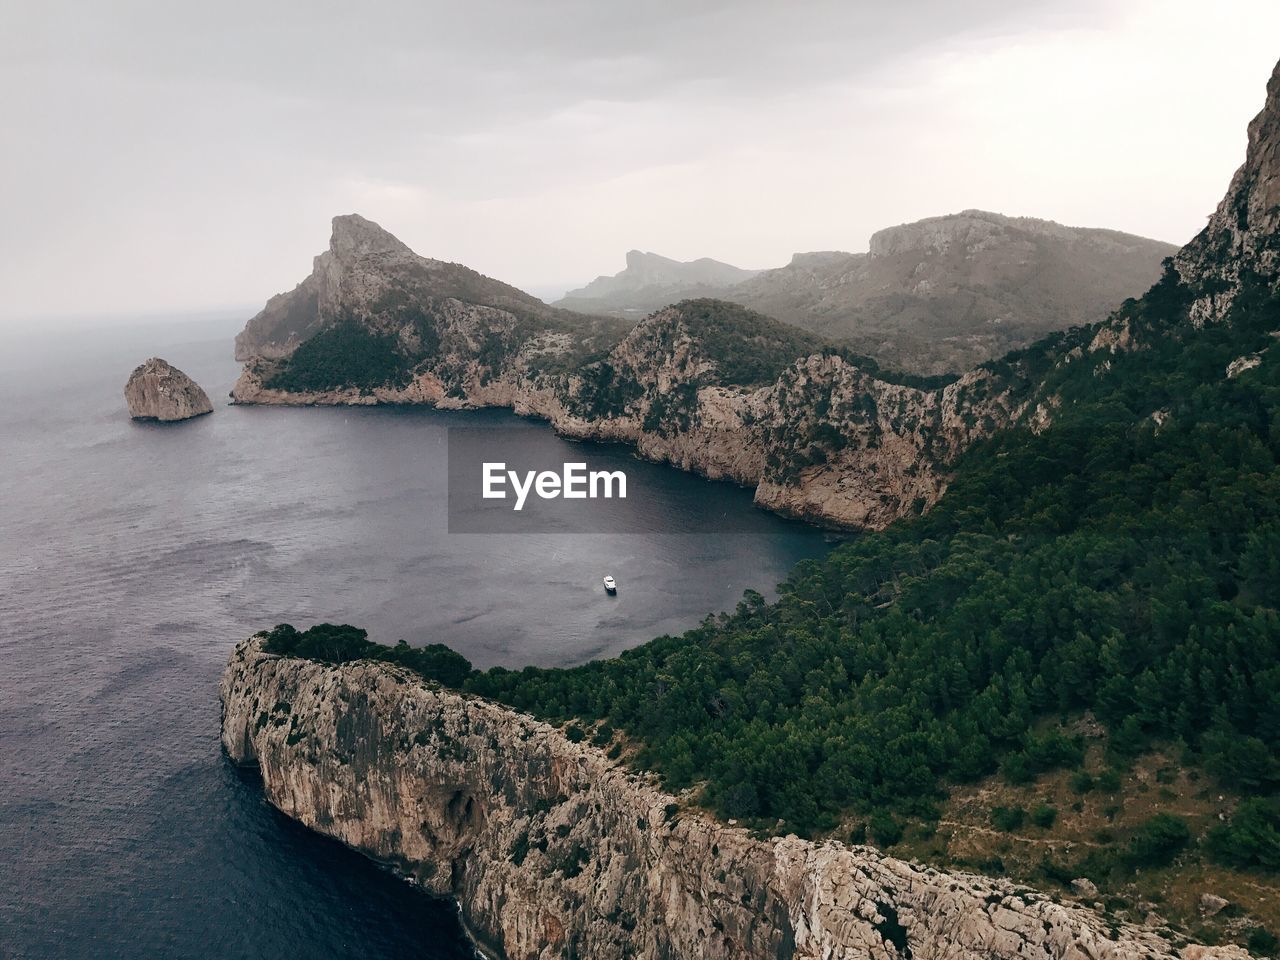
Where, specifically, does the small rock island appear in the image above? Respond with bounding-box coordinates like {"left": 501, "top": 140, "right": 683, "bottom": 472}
{"left": 124, "top": 357, "right": 213, "bottom": 422}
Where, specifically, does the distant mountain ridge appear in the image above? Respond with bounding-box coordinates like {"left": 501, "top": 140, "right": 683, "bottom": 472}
{"left": 556, "top": 210, "right": 1177, "bottom": 374}
{"left": 555, "top": 250, "right": 760, "bottom": 318}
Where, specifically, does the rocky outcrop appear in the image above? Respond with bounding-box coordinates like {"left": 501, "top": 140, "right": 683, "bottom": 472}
{"left": 235, "top": 214, "right": 599, "bottom": 362}
{"left": 221, "top": 637, "right": 1247, "bottom": 960}
{"left": 1175, "top": 59, "right": 1280, "bottom": 325}
{"left": 124, "top": 358, "right": 213, "bottom": 421}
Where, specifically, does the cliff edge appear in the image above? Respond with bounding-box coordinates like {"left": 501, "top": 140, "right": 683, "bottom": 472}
{"left": 1175, "top": 58, "right": 1280, "bottom": 324}
{"left": 221, "top": 637, "right": 1245, "bottom": 960}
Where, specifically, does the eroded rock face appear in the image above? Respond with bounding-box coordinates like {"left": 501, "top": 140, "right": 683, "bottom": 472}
{"left": 220, "top": 638, "right": 1246, "bottom": 960}
{"left": 1175, "top": 59, "right": 1280, "bottom": 324}
{"left": 124, "top": 358, "right": 213, "bottom": 421}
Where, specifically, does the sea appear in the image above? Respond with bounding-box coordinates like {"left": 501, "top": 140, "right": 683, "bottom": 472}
{"left": 0, "top": 314, "right": 831, "bottom": 959}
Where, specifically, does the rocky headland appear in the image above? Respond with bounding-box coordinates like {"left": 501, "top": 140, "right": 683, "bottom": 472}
{"left": 221, "top": 636, "right": 1247, "bottom": 960}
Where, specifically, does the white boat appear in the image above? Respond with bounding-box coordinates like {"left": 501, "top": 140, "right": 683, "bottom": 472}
{"left": 602, "top": 575, "right": 617, "bottom": 594}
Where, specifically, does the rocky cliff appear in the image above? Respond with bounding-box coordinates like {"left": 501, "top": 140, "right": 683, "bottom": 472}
{"left": 233, "top": 291, "right": 1030, "bottom": 529}
{"left": 221, "top": 637, "right": 1246, "bottom": 960}
{"left": 231, "top": 212, "right": 1041, "bottom": 531}
{"left": 234, "top": 214, "right": 617, "bottom": 362}
{"left": 124, "top": 357, "right": 213, "bottom": 421}
{"left": 1175, "top": 59, "right": 1280, "bottom": 324}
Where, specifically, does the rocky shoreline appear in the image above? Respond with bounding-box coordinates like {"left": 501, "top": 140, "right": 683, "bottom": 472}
{"left": 229, "top": 327, "right": 1026, "bottom": 531}
{"left": 220, "top": 637, "right": 1247, "bottom": 960}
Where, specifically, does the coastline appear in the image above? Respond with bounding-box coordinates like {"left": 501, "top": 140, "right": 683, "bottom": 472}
{"left": 221, "top": 636, "right": 1248, "bottom": 960}
{"left": 225, "top": 352, "right": 999, "bottom": 533}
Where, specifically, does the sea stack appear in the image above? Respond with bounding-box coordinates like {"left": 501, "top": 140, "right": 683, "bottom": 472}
{"left": 124, "top": 358, "right": 213, "bottom": 422}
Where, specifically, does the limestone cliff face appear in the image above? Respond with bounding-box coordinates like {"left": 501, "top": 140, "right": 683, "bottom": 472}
{"left": 221, "top": 638, "right": 1245, "bottom": 960}
{"left": 750, "top": 359, "right": 1023, "bottom": 528}
{"left": 124, "top": 357, "right": 213, "bottom": 421}
{"left": 1175, "top": 60, "right": 1280, "bottom": 325}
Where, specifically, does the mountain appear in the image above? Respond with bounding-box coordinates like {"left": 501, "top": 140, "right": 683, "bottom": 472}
{"left": 237, "top": 208, "right": 1055, "bottom": 530}
{"left": 555, "top": 214, "right": 1177, "bottom": 376}
{"left": 553, "top": 249, "right": 760, "bottom": 317}
{"left": 234, "top": 213, "right": 625, "bottom": 363}
{"left": 1173, "top": 59, "right": 1280, "bottom": 321}
{"left": 726, "top": 212, "right": 1178, "bottom": 374}
{"left": 231, "top": 57, "right": 1280, "bottom": 956}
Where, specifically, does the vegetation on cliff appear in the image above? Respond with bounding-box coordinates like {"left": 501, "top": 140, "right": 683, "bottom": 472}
{"left": 672, "top": 299, "right": 826, "bottom": 387}
{"left": 261, "top": 622, "right": 473, "bottom": 688}
{"left": 269, "top": 264, "right": 1280, "bottom": 867}
{"left": 466, "top": 265, "right": 1280, "bottom": 863}
{"left": 258, "top": 257, "right": 1280, "bottom": 947}
{"left": 263, "top": 319, "right": 416, "bottom": 393}
{"left": 561, "top": 298, "right": 958, "bottom": 429}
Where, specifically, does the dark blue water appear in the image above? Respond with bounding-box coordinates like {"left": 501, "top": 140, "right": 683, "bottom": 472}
{"left": 0, "top": 315, "right": 830, "bottom": 959}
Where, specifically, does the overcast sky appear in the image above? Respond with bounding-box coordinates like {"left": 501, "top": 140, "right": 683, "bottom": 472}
{"left": 2, "top": 0, "right": 1279, "bottom": 321}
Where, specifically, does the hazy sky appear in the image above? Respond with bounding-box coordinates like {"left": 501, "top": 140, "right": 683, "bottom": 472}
{"left": 2, "top": 0, "right": 1279, "bottom": 320}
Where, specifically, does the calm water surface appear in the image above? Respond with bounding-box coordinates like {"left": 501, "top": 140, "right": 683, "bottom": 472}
{"left": 0, "top": 316, "right": 830, "bottom": 959}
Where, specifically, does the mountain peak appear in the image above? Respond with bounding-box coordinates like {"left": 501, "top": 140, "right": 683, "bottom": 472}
{"left": 624, "top": 249, "right": 680, "bottom": 271}
{"left": 329, "top": 213, "right": 413, "bottom": 260}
